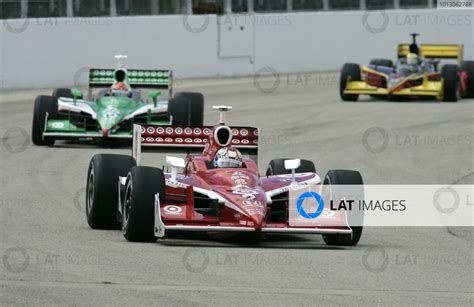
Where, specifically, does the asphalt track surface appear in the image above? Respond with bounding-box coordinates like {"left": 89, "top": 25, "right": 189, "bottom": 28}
{"left": 1, "top": 73, "right": 473, "bottom": 306}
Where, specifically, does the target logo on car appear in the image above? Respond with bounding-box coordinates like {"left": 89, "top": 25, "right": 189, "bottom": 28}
{"left": 51, "top": 122, "right": 65, "bottom": 129}
{"left": 163, "top": 205, "right": 183, "bottom": 215}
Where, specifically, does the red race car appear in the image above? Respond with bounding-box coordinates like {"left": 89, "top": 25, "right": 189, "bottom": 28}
{"left": 85, "top": 106, "right": 364, "bottom": 246}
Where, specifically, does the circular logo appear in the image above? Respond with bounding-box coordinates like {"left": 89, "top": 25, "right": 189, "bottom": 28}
{"left": 362, "top": 10, "right": 389, "bottom": 34}
{"left": 320, "top": 208, "right": 335, "bottom": 217}
{"left": 361, "top": 247, "right": 389, "bottom": 273}
{"left": 182, "top": 14, "right": 210, "bottom": 34}
{"left": 52, "top": 122, "right": 64, "bottom": 129}
{"left": 362, "top": 127, "right": 389, "bottom": 154}
{"left": 3, "top": 247, "right": 30, "bottom": 273}
{"left": 253, "top": 66, "right": 280, "bottom": 94}
{"left": 296, "top": 191, "right": 325, "bottom": 219}
{"left": 433, "top": 186, "right": 460, "bottom": 214}
{"left": 3, "top": 19, "right": 30, "bottom": 34}
{"left": 73, "top": 66, "right": 91, "bottom": 87}
{"left": 182, "top": 248, "right": 209, "bottom": 273}
{"left": 164, "top": 205, "right": 182, "bottom": 214}
{"left": 73, "top": 187, "right": 86, "bottom": 213}
{"left": 2, "top": 127, "right": 29, "bottom": 154}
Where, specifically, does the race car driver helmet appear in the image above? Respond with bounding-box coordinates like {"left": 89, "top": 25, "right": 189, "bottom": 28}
{"left": 110, "top": 82, "right": 132, "bottom": 97}
{"left": 406, "top": 53, "right": 418, "bottom": 65}
{"left": 213, "top": 147, "right": 243, "bottom": 168}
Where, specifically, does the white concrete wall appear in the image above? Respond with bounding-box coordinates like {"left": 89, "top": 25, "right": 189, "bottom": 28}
{"left": 1, "top": 9, "right": 473, "bottom": 89}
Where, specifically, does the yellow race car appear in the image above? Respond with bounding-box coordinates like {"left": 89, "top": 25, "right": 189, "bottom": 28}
{"left": 340, "top": 34, "right": 474, "bottom": 102}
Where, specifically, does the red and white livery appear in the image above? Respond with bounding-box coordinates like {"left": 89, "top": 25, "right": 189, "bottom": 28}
{"left": 85, "top": 106, "right": 364, "bottom": 246}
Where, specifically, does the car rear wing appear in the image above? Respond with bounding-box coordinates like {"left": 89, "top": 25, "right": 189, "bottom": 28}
{"left": 89, "top": 68, "right": 173, "bottom": 94}
{"left": 397, "top": 44, "right": 463, "bottom": 62}
{"left": 132, "top": 124, "right": 259, "bottom": 165}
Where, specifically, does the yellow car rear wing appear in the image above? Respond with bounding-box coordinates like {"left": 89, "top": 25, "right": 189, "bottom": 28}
{"left": 397, "top": 44, "right": 463, "bottom": 62}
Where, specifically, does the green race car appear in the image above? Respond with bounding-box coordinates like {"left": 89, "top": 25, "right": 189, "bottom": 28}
{"left": 32, "top": 56, "right": 204, "bottom": 146}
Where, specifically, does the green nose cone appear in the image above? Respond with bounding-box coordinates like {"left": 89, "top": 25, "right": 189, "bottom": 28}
{"left": 96, "top": 96, "right": 138, "bottom": 130}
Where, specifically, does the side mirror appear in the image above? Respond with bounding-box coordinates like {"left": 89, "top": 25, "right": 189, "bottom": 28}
{"left": 166, "top": 156, "right": 185, "bottom": 182}
{"left": 284, "top": 159, "right": 301, "bottom": 184}
{"left": 148, "top": 91, "right": 161, "bottom": 107}
{"left": 71, "top": 88, "right": 83, "bottom": 104}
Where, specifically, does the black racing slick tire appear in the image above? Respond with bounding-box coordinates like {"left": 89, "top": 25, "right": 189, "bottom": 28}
{"left": 32, "top": 95, "right": 57, "bottom": 146}
{"left": 86, "top": 154, "right": 136, "bottom": 230}
{"left": 460, "top": 61, "right": 474, "bottom": 98}
{"left": 265, "top": 159, "right": 316, "bottom": 176}
{"left": 322, "top": 169, "right": 364, "bottom": 246}
{"left": 168, "top": 92, "right": 204, "bottom": 126}
{"left": 340, "top": 63, "right": 361, "bottom": 101}
{"left": 122, "top": 166, "right": 166, "bottom": 242}
{"left": 441, "top": 64, "right": 459, "bottom": 102}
